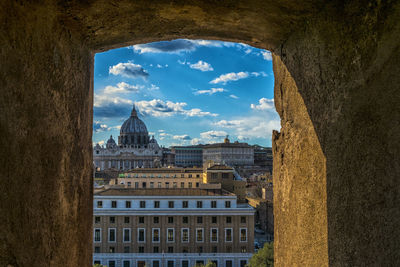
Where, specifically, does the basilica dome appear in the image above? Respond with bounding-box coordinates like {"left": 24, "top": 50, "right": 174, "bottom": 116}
{"left": 118, "top": 105, "right": 150, "bottom": 146}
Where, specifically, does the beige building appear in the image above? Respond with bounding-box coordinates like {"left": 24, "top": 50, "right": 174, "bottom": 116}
{"left": 202, "top": 137, "right": 254, "bottom": 167}
{"left": 93, "top": 188, "right": 255, "bottom": 267}
{"left": 110, "top": 167, "right": 203, "bottom": 189}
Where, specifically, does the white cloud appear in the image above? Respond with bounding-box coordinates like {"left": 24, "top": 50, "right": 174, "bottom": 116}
{"left": 148, "top": 84, "right": 160, "bottom": 90}
{"left": 200, "top": 130, "right": 228, "bottom": 140}
{"left": 158, "top": 129, "right": 165, "bottom": 132}
{"left": 261, "top": 51, "right": 272, "bottom": 61}
{"left": 189, "top": 60, "right": 214, "bottom": 71}
{"left": 210, "top": 71, "right": 249, "bottom": 84}
{"left": 229, "top": 94, "right": 239, "bottom": 99}
{"left": 250, "top": 98, "right": 275, "bottom": 110}
{"left": 98, "top": 140, "right": 105, "bottom": 146}
{"left": 251, "top": 71, "right": 267, "bottom": 77}
{"left": 94, "top": 94, "right": 133, "bottom": 108}
{"left": 109, "top": 62, "right": 149, "bottom": 79}
{"left": 135, "top": 99, "right": 218, "bottom": 117}
{"left": 93, "top": 121, "right": 109, "bottom": 132}
{"left": 213, "top": 115, "right": 280, "bottom": 141}
{"left": 194, "top": 88, "right": 227, "bottom": 95}
{"left": 103, "top": 82, "right": 144, "bottom": 94}
{"left": 173, "top": 135, "right": 192, "bottom": 140}
{"left": 191, "top": 138, "right": 201, "bottom": 145}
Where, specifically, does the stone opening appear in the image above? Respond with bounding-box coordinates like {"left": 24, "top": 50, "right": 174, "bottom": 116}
{"left": 1, "top": 1, "right": 399, "bottom": 266}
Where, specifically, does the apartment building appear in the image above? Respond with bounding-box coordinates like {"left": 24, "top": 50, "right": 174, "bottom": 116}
{"left": 110, "top": 167, "right": 203, "bottom": 189}
{"left": 93, "top": 188, "right": 255, "bottom": 267}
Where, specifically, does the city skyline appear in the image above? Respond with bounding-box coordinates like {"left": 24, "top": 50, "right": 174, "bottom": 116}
{"left": 93, "top": 39, "right": 280, "bottom": 147}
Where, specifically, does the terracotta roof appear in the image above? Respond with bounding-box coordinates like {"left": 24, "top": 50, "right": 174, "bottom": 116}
{"left": 94, "top": 188, "right": 235, "bottom": 197}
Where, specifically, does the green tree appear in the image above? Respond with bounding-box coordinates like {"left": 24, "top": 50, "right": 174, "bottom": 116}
{"left": 247, "top": 241, "right": 274, "bottom": 267}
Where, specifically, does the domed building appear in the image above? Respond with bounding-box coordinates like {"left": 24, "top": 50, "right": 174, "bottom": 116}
{"left": 93, "top": 105, "right": 162, "bottom": 170}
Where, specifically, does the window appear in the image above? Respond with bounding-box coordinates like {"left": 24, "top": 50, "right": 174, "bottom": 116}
{"left": 173, "top": 182, "right": 177, "bottom": 188}
{"left": 95, "top": 216, "right": 100, "bottom": 223}
{"left": 158, "top": 182, "right": 162, "bottom": 188}
{"left": 182, "top": 201, "right": 188, "bottom": 208}
{"left": 152, "top": 228, "right": 160, "bottom": 242}
{"left": 197, "top": 246, "right": 203, "bottom": 253}
{"left": 135, "top": 182, "right": 139, "bottom": 188}
{"left": 196, "top": 201, "right": 203, "bottom": 208}
{"left": 124, "top": 216, "right": 130, "bottom": 223}
{"left": 167, "top": 260, "right": 174, "bottom": 267}
{"left": 181, "top": 228, "right": 189, "bottom": 242}
{"left": 211, "top": 173, "right": 218, "bottom": 179}
{"left": 123, "top": 228, "right": 131, "bottom": 242}
{"left": 225, "top": 260, "right": 233, "bottom": 267}
{"left": 241, "top": 216, "right": 246, "bottom": 223}
{"left": 240, "top": 260, "right": 247, "bottom": 267}
{"left": 154, "top": 201, "right": 160, "bottom": 208}
{"left": 94, "top": 260, "right": 101, "bottom": 265}
{"left": 168, "top": 216, "right": 174, "bottom": 223}
{"left": 225, "top": 228, "right": 232, "bottom": 242}
{"left": 150, "top": 182, "right": 154, "bottom": 188}
{"left": 138, "top": 246, "right": 144, "bottom": 253}
{"left": 165, "top": 182, "right": 169, "bottom": 188}
{"left": 188, "top": 182, "right": 192, "bottom": 188}
{"left": 111, "top": 201, "right": 117, "bottom": 208}
{"left": 142, "top": 182, "right": 146, "bottom": 188}
{"left": 167, "top": 228, "right": 174, "bottom": 242}
{"left": 97, "top": 201, "right": 102, "bottom": 208}
{"left": 226, "top": 216, "right": 232, "bottom": 224}
{"left": 222, "top": 173, "right": 229, "bottom": 179}
{"left": 212, "top": 216, "right": 217, "bottom": 224}
{"left": 125, "top": 201, "right": 131, "bottom": 208}
{"left": 180, "top": 182, "right": 185, "bottom": 188}
{"left": 196, "top": 174, "right": 200, "bottom": 178}
{"left": 94, "top": 246, "right": 100, "bottom": 253}
{"left": 109, "top": 247, "right": 115, "bottom": 253}
{"left": 241, "top": 246, "right": 247, "bottom": 253}
{"left": 240, "top": 228, "right": 247, "bottom": 242}
{"left": 168, "top": 201, "right": 174, "bottom": 208}
{"left": 182, "top": 260, "right": 189, "bottom": 267}
{"left": 109, "top": 260, "right": 116, "bottom": 267}
{"left": 196, "top": 182, "right": 199, "bottom": 188}
{"left": 168, "top": 247, "right": 174, "bottom": 253}
{"left": 94, "top": 228, "right": 101, "bottom": 242}
{"left": 226, "top": 246, "right": 232, "bottom": 253}
{"left": 153, "top": 246, "right": 159, "bottom": 253}
{"left": 152, "top": 260, "right": 160, "bottom": 267}
{"left": 211, "top": 201, "right": 217, "bottom": 208}
{"left": 211, "top": 228, "right": 218, "bottom": 242}
{"left": 127, "top": 182, "right": 131, "bottom": 187}
{"left": 138, "top": 228, "right": 145, "bottom": 242}
{"left": 225, "top": 201, "right": 231, "bottom": 208}
{"left": 123, "top": 260, "right": 130, "bottom": 267}
{"left": 139, "top": 216, "right": 144, "bottom": 224}
{"left": 197, "top": 216, "right": 203, "bottom": 224}
{"left": 124, "top": 246, "right": 130, "bottom": 253}
{"left": 182, "top": 247, "right": 188, "bottom": 253}
{"left": 108, "top": 228, "right": 116, "bottom": 242}
{"left": 140, "top": 201, "right": 146, "bottom": 208}
{"left": 189, "top": 174, "right": 192, "bottom": 178}
{"left": 153, "top": 216, "right": 159, "bottom": 224}
{"left": 212, "top": 246, "right": 218, "bottom": 253}
{"left": 110, "top": 216, "right": 115, "bottom": 224}
{"left": 196, "top": 228, "right": 204, "bottom": 242}
{"left": 182, "top": 216, "right": 188, "bottom": 224}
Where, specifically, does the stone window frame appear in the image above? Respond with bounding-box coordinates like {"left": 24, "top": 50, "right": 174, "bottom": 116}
{"left": 167, "top": 228, "right": 175, "bottom": 243}
{"left": 123, "top": 228, "right": 131, "bottom": 243}
{"left": 152, "top": 228, "right": 160, "bottom": 243}
{"left": 181, "top": 228, "right": 189, "bottom": 243}
{"left": 137, "top": 228, "right": 146, "bottom": 243}
{"left": 196, "top": 228, "right": 204, "bottom": 243}
{"left": 94, "top": 228, "right": 101, "bottom": 243}
{"left": 108, "top": 228, "right": 116, "bottom": 243}
{"left": 210, "top": 228, "right": 218, "bottom": 243}
{"left": 240, "top": 228, "right": 247, "bottom": 242}
{"left": 225, "top": 228, "right": 233, "bottom": 242}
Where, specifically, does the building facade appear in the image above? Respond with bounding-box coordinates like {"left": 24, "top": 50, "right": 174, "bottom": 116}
{"left": 171, "top": 146, "right": 204, "bottom": 167}
{"left": 93, "top": 188, "right": 255, "bottom": 267}
{"left": 202, "top": 137, "right": 254, "bottom": 167}
{"left": 94, "top": 105, "right": 162, "bottom": 170}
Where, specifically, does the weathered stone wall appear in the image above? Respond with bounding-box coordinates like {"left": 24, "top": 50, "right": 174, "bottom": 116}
{"left": 0, "top": 1, "right": 399, "bottom": 266}
{"left": 0, "top": 2, "right": 93, "bottom": 266}
{"left": 278, "top": 2, "right": 400, "bottom": 265}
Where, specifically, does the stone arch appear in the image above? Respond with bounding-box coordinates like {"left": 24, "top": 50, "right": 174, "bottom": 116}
{"left": 1, "top": 1, "right": 399, "bottom": 266}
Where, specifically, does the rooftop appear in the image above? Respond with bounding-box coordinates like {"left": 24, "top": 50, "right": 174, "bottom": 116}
{"left": 94, "top": 188, "right": 235, "bottom": 197}
{"left": 123, "top": 167, "right": 203, "bottom": 174}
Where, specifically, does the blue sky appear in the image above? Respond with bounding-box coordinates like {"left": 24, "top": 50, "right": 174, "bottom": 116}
{"left": 93, "top": 39, "right": 280, "bottom": 147}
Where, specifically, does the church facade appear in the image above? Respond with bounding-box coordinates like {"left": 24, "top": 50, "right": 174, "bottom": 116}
{"left": 93, "top": 105, "right": 162, "bottom": 170}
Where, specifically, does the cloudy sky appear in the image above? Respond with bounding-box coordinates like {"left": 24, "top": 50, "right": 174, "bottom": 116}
{"left": 93, "top": 39, "right": 280, "bottom": 147}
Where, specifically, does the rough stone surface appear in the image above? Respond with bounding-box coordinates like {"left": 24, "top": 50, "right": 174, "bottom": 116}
{"left": 0, "top": 1, "right": 399, "bottom": 266}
